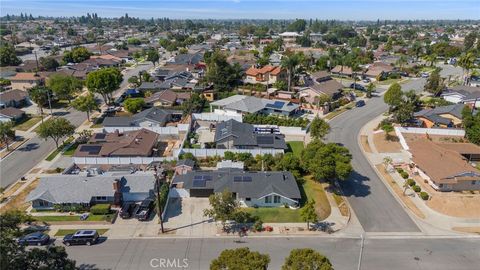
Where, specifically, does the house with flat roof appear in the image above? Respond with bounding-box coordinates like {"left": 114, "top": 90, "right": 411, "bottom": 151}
{"left": 210, "top": 95, "right": 299, "bottom": 116}
{"left": 408, "top": 139, "right": 480, "bottom": 192}
{"left": 214, "top": 119, "right": 287, "bottom": 150}
{"left": 26, "top": 173, "right": 156, "bottom": 209}
{"left": 172, "top": 169, "right": 301, "bottom": 207}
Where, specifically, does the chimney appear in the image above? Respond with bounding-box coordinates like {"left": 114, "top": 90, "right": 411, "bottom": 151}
{"left": 113, "top": 179, "right": 120, "bottom": 192}
{"left": 115, "top": 129, "right": 120, "bottom": 136}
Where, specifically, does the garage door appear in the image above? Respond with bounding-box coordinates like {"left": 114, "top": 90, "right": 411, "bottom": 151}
{"left": 189, "top": 189, "right": 214, "bottom": 197}
{"left": 123, "top": 192, "right": 149, "bottom": 202}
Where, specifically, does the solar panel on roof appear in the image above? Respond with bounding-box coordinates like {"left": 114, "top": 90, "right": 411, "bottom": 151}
{"left": 194, "top": 175, "right": 203, "bottom": 180}
{"left": 243, "top": 176, "right": 252, "bottom": 182}
{"left": 256, "top": 136, "right": 274, "bottom": 145}
{"left": 233, "top": 176, "right": 242, "bottom": 182}
{"left": 266, "top": 101, "right": 285, "bottom": 109}
{"left": 192, "top": 179, "right": 206, "bottom": 187}
{"left": 203, "top": 175, "right": 212, "bottom": 181}
{"left": 79, "top": 145, "right": 101, "bottom": 154}
{"left": 94, "top": 133, "right": 106, "bottom": 139}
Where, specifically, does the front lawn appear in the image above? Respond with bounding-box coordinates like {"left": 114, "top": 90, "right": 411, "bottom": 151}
{"left": 62, "top": 142, "right": 79, "bottom": 156}
{"left": 287, "top": 141, "right": 304, "bottom": 157}
{"left": 13, "top": 116, "right": 43, "bottom": 131}
{"left": 54, "top": 229, "right": 109, "bottom": 237}
{"left": 243, "top": 176, "right": 331, "bottom": 223}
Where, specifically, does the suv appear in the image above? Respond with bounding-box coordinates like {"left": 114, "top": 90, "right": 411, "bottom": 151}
{"left": 135, "top": 199, "right": 154, "bottom": 221}
{"left": 63, "top": 230, "right": 99, "bottom": 246}
{"left": 119, "top": 203, "right": 137, "bottom": 219}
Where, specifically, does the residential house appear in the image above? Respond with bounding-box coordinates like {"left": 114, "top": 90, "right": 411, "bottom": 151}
{"left": 365, "top": 62, "right": 394, "bottom": 79}
{"left": 172, "top": 168, "right": 301, "bottom": 207}
{"left": 214, "top": 119, "right": 288, "bottom": 150}
{"left": 413, "top": 104, "right": 465, "bottom": 128}
{"left": 0, "top": 107, "right": 26, "bottom": 123}
{"left": 9, "top": 72, "right": 44, "bottom": 90}
{"left": 74, "top": 129, "right": 159, "bottom": 158}
{"left": 144, "top": 90, "right": 191, "bottom": 107}
{"left": 278, "top": 32, "right": 301, "bottom": 46}
{"left": 0, "top": 89, "right": 29, "bottom": 108}
{"left": 408, "top": 139, "right": 480, "bottom": 192}
{"left": 299, "top": 71, "right": 344, "bottom": 105}
{"left": 244, "top": 65, "right": 287, "bottom": 85}
{"left": 210, "top": 95, "right": 299, "bottom": 116}
{"left": 441, "top": 85, "right": 480, "bottom": 108}
{"left": 331, "top": 65, "right": 353, "bottom": 77}
{"left": 103, "top": 107, "right": 183, "bottom": 128}
{"left": 26, "top": 173, "right": 156, "bottom": 209}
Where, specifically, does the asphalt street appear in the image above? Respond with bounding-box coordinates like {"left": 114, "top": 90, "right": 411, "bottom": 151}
{"left": 64, "top": 237, "right": 480, "bottom": 270}
{"left": 0, "top": 63, "right": 153, "bottom": 188}
{"left": 326, "top": 78, "right": 426, "bottom": 232}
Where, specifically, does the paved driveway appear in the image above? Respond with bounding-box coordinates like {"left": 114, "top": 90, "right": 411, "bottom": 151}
{"left": 164, "top": 197, "right": 216, "bottom": 236}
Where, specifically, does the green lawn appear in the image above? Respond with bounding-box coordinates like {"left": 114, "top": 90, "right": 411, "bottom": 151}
{"left": 243, "top": 176, "right": 331, "bottom": 223}
{"left": 54, "top": 229, "right": 109, "bottom": 237}
{"left": 45, "top": 148, "right": 62, "bottom": 161}
{"left": 34, "top": 214, "right": 115, "bottom": 222}
{"left": 62, "top": 142, "right": 79, "bottom": 156}
{"left": 13, "top": 116, "right": 43, "bottom": 131}
{"left": 325, "top": 104, "right": 353, "bottom": 121}
{"left": 287, "top": 141, "right": 304, "bottom": 157}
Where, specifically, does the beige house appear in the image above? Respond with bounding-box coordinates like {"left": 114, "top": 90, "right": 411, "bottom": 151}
{"left": 10, "top": 72, "right": 44, "bottom": 90}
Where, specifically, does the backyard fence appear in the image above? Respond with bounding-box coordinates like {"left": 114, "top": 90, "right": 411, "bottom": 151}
{"left": 174, "top": 148, "right": 284, "bottom": 158}
{"left": 73, "top": 156, "right": 175, "bottom": 165}
{"left": 394, "top": 126, "right": 466, "bottom": 150}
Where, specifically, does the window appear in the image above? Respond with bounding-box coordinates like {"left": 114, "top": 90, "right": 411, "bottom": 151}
{"left": 472, "top": 181, "right": 476, "bottom": 185}
{"left": 95, "top": 196, "right": 107, "bottom": 201}
{"left": 264, "top": 196, "right": 271, "bottom": 204}
{"left": 274, "top": 195, "right": 281, "bottom": 204}
{"left": 245, "top": 198, "right": 251, "bottom": 201}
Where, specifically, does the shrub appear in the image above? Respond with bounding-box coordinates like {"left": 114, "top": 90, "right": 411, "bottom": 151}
{"left": 396, "top": 168, "right": 404, "bottom": 174}
{"left": 420, "top": 192, "right": 429, "bottom": 200}
{"left": 407, "top": 179, "right": 416, "bottom": 187}
{"left": 90, "top": 204, "right": 111, "bottom": 215}
{"left": 253, "top": 220, "right": 263, "bottom": 232}
{"left": 400, "top": 171, "right": 409, "bottom": 179}
{"left": 412, "top": 185, "right": 421, "bottom": 192}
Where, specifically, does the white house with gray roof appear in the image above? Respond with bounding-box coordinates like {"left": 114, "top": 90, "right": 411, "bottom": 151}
{"left": 210, "top": 95, "right": 299, "bottom": 116}
{"left": 26, "top": 173, "right": 156, "bottom": 210}
{"left": 172, "top": 169, "right": 301, "bottom": 207}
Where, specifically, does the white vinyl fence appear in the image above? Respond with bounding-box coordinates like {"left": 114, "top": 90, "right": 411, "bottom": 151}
{"left": 103, "top": 125, "right": 190, "bottom": 135}
{"left": 192, "top": 112, "right": 242, "bottom": 122}
{"left": 394, "top": 126, "right": 466, "bottom": 150}
{"left": 174, "top": 148, "right": 284, "bottom": 158}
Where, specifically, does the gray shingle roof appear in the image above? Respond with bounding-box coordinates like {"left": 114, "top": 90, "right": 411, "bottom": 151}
{"left": 174, "top": 169, "right": 301, "bottom": 200}
{"left": 210, "top": 95, "right": 299, "bottom": 114}
{"left": 26, "top": 174, "right": 155, "bottom": 204}
{"left": 414, "top": 104, "right": 465, "bottom": 120}
{"left": 103, "top": 108, "right": 182, "bottom": 127}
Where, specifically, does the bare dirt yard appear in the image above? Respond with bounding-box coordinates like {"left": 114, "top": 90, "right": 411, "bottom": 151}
{"left": 373, "top": 131, "right": 403, "bottom": 153}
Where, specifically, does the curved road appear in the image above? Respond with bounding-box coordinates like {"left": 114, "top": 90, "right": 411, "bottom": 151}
{"left": 326, "top": 79, "right": 426, "bottom": 232}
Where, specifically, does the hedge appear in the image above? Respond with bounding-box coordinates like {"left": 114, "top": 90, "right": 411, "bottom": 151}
{"left": 407, "top": 179, "right": 416, "bottom": 187}
{"left": 420, "top": 192, "right": 429, "bottom": 200}
{"left": 400, "top": 171, "right": 409, "bottom": 179}
{"left": 90, "top": 204, "right": 111, "bottom": 215}
{"left": 412, "top": 185, "right": 421, "bottom": 192}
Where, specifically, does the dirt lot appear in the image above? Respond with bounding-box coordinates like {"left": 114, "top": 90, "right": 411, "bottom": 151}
{"left": 402, "top": 133, "right": 466, "bottom": 144}
{"left": 412, "top": 175, "right": 480, "bottom": 218}
{"left": 373, "top": 132, "right": 403, "bottom": 153}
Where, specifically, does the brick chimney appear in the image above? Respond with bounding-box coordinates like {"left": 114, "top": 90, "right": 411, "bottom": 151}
{"left": 113, "top": 179, "right": 122, "bottom": 206}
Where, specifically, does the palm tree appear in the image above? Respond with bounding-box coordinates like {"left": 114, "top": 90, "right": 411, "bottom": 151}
{"left": 425, "top": 53, "right": 437, "bottom": 67}
{"left": 281, "top": 53, "right": 301, "bottom": 92}
{"left": 396, "top": 55, "right": 408, "bottom": 71}
{"left": 458, "top": 52, "right": 475, "bottom": 85}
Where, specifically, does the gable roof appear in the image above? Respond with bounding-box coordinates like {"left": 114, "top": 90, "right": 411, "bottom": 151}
{"left": 0, "top": 89, "right": 27, "bottom": 103}
{"left": 103, "top": 107, "right": 182, "bottom": 127}
{"left": 0, "top": 107, "right": 25, "bottom": 118}
{"left": 26, "top": 174, "right": 155, "bottom": 204}
{"left": 174, "top": 169, "right": 301, "bottom": 200}
{"left": 210, "top": 95, "right": 299, "bottom": 114}
{"left": 414, "top": 104, "right": 465, "bottom": 121}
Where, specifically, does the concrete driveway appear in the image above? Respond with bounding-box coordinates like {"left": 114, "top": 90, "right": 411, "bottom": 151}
{"left": 164, "top": 197, "right": 216, "bottom": 236}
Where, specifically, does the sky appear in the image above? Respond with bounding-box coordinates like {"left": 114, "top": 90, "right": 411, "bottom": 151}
{"left": 0, "top": 0, "right": 479, "bottom": 20}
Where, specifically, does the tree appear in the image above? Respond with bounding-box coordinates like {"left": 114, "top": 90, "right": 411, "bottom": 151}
{"left": 204, "top": 190, "right": 239, "bottom": 230}
{"left": 425, "top": 53, "right": 437, "bottom": 67}
{"left": 204, "top": 51, "right": 243, "bottom": 91}
{"left": 86, "top": 67, "right": 123, "bottom": 104}
{"left": 396, "top": 55, "right": 408, "bottom": 71}
{"left": 28, "top": 86, "right": 50, "bottom": 116}
{"left": 300, "top": 199, "right": 317, "bottom": 230}
{"left": 462, "top": 106, "right": 480, "bottom": 145}
{"left": 39, "top": 57, "right": 59, "bottom": 71}
{"left": 282, "top": 248, "right": 333, "bottom": 270}
{"left": 410, "top": 41, "right": 423, "bottom": 62}
{"left": 46, "top": 74, "right": 82, "bottom": 103}
{"left": 1, "top": 211, "right": 77, "bottom": 270}
{"left": 392, "top": 90, "right": 420, "bottom": 124}
{"left": 123, "top": 98, "right": 145, "bottom": 114}
{"left": 423, "top": 69, "right": 444, "bottom": 96}
{"left": 458, "top": 52, "right": 476, "bottom": 85}
{"left": 210, "top": 248, "right": 270, "bottom": 270}
{"left": 381, "top": 122, "right": 394, "bottom": 140}
{"left": 0, "top": 44, "right": 21, "bottom": 67}
{"left": 281, "top": 53, "right": 302, "bottom": 92}
{"left": 128, "top": 75, "right": 141, "bottom": 87}
{"left": 63, "top": 47, "right": 91, "bottom": 63}
{"left": 366, "top": 83, "right": 375, "bottom": 98}
{"left": 310, "top": 116, "right": 330, "bottom": 140}
{"left": 146, "top": 48, "right": 160, "bottom": 66}
{"left": 0, "top": 121, "right": 15, "bottom": 151}
{"left": 36, "top": 118, "right": 75, "bottom": 148}
{"left": 275, "top": 152, "right": 302, "bottom": 179}
{"left": 71, "top": 93, "right": 98, "bottom": 121}
{"left": 301, "top": 140, "right": 353, "bottom": 183}
{"left": 384, "top": 82, "right": 403, "bottom": 109}
{"left": 463, "top": 32, "right": 477, "bottom": 51}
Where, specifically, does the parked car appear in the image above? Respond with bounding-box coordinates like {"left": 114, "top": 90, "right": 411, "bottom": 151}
{"left": 420, "top": 72, "right": 430, "bottom": 78}
{"left": 63, "top": 230, "right": 99, "bottom": 246}
{"left": 362, "top": 78, "right": 371, "bottom": 83}
{"left": 17, "top": 232, "right": 50, "bottom": 246}
{"left": 135, "top": 199, "right": 154, "bottom": 221}
{"left": 120, "top": 202, "right": 137, "bottom": 219}
{"left": 350, "top": 83, "right": 366, "bottom": 91}
{"left": 355, "top": 100, "right": 366, "bottom": 107}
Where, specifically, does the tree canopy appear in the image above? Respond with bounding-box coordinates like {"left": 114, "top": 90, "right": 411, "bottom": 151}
{"left": 71, "top": 93, "right": 98, "bottom": 121}
{"left": 86, "top": 67, "right": 123, "bottom": 104}
{"left": 0, "top": 44, "right": 21, "bottom": 67}
{"left": 203, "top": 190, "right": 239, "bottom": 229}
{"left": 310, "top": 117, "right": 330, "bottom": 140}
{"left": 204, "top": 51, "right": 243, "bottom": 91}
{"left": 63, "top": 46, "right": 91, "bottom": 63}
{"left": 384, "top": 82, "right": 403, "bottom": 108}
{"left": 36, "top": 118, "right": 75, "bottom": 148}
{"left": 210, "top": 248, "right": 270, "bottom": 270}
{"left": 282, "top": 248, "right": 333, "bottom": 270}
{"left": 123, "top": 98, "right": 145, "bottom": 114}
{"left": 47, "top": 74, "right": 83, "bottom": 102}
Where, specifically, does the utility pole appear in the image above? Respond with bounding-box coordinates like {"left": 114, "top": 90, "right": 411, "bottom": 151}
{"left": 156, "top": 168, "right": 165, "bottom": 233}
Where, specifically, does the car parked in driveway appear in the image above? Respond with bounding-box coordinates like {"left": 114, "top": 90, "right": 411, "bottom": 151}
{"left": 135, "top": 199, "right": 154, "bottom": 221}
{"left": 63, "top": 230, "right": 99, "bottom": 246}
{"left": 17, "top": 232, "right": 50, "bottom": 246}
{"left": 119, "top": 202, "right": 137, "bottom": 219}
{"left": 350, "top": 83, "right": 366, "bottom": 91}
